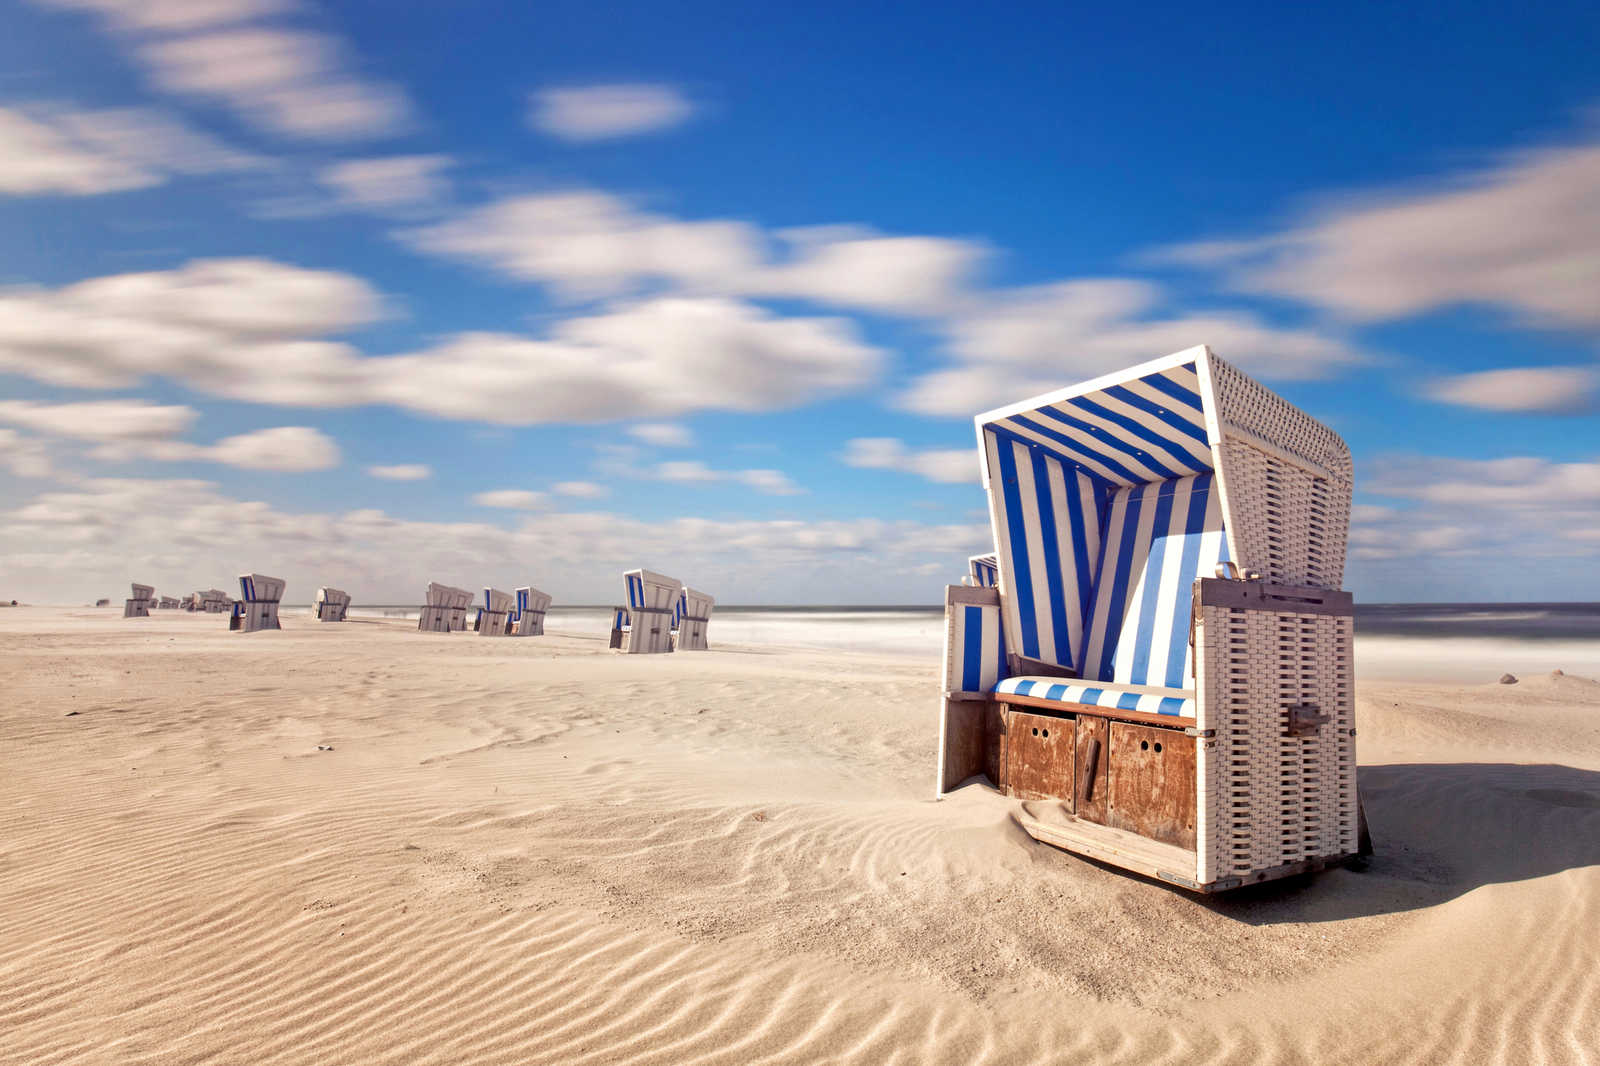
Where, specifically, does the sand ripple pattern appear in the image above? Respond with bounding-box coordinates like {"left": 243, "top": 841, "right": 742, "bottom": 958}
{"left": 2, "top": 610, "right": 1598, "bottom": 1064}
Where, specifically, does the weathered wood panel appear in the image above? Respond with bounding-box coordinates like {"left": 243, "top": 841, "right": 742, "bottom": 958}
{"left": 1106, "top": 722, "right": 1197, "bottom": 849}
{"left": 1074, "top": 715, "right": 1109, "bottom": 824}
{"left": 1002, "top": 710, "right": 1074, "bottom": 804}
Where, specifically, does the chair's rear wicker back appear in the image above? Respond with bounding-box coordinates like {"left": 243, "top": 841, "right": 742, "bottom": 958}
{"left": 1206, "top": 357, "right": 1352, "bottom": 590}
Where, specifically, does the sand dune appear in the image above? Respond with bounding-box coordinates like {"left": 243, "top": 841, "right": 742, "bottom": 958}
{"left": 2, "top": 608, "right": 1597, "bottom": 1064}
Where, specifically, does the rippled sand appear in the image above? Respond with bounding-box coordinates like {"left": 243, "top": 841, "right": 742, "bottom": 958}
{"left": 3, "top": 608, "right": 1597, "bottom": 1064}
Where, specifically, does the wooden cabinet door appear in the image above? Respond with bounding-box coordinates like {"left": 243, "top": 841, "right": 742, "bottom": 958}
{"left": 1106, "top": 722, "right": 1197, "bottom": 849}
{"left": 1073, "top": 715, "right": 1108, "bottom": 824}
{"left": 1003, "top": 710, "right": 1074, "bottom": 805}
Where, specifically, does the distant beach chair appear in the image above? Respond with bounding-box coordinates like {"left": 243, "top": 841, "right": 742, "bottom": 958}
{"left": 968, "top": 554, "right": 999, "bottom": 588}
{"left": 512, "top": 586, "right": 552, "bottom": 636}
{"left": 419, "top": 582, "right": 465, "bottom": 633}
{"left": 611, "top": 568, "right": 678, "bottom": 653}
{"left": 673, "top": 587, "right": 715, "bottom": 651}
{"left": 201, "top": 589, "right": 230, "bottom": 613}
{"left": 158, "top": 596, "right": 181, "bottom": 610}
{"left": 478, "top": 587, "right": 514, "bottom": 636}
{"left": 123, "top": 583, "right": 153, "bottom": 618}
{"left": 314, "top": 587, "right": 350, "bottom": 622}
{"left": 937, "top": 345, "right": 1359, "bottom": 892}
{"left": 231, "top": 574, "right": 285, "bottom": 632}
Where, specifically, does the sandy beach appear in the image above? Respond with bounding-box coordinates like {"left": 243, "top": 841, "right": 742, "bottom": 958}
{"left": 3, "top": 607, "right": 1598, "bottom": 1065}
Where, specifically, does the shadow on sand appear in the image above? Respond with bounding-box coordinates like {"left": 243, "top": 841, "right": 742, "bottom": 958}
{"left": 1198, "top": 762, "right": 1600, "bottom": 924}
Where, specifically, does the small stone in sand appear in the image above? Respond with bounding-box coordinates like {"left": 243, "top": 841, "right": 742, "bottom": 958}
{"left": 1499, "top": 673, "right": 1518, "bottom": 685}
{"left": 65, "top": 711, "right": 79, "bottom": 717}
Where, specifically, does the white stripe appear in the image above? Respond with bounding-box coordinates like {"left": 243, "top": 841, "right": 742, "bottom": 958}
{"left": 1044, "top": 455, "right": 1082, "bottom": 663}
{"left": 1084, "top": 384, "right": 1213, "bottom": 469}
{"left": 1081, "top": 487, "right": 1128, "bottom": 676}
{"left": 1144, "top": 476, "right": 1194, "bottom": 687}
{"left": 1111, "top": 483, "right": 1160, "bottom": 682}
{"left": 993, "top": 417, "right": 1145, "bottom": 485}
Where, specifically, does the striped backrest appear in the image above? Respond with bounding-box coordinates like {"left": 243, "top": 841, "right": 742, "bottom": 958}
{"left": 626, "top": 573, "right": 645, "bottom": 609}
{"left": 984, "top": 432, "right": 1104, "bottom": 670}
{"left": 968, "top": 554, "right": 999, "bottom": 588}
{"left": 1080, "top": 472, "right": 1228, "bottom": 687}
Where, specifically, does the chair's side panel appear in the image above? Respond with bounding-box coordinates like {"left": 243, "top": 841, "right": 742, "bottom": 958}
{"left": 1205, "top": 355, "right": 1353, "bottom": 590}
{"left": 938, "top": 585, "right": 1006, "bottom": 795}
{"left": 1196, "top": 580, "right": 1357, "bottom": 885}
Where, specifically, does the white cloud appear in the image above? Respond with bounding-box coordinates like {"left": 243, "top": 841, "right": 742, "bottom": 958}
{"left": 653, "top": 460, "right": 802, "bottom": 495}
{"left": 318, "top": 154, "right": 451, "bottom": 213}
{"left": 32, "top": 0, "right": 412, "bottom": 142}
{"left": 99, "top": 425, "right": 342, "bottom": 471}
{"left": 0, "top": 262, "right": 883, "bottom": 424}
{"left": 0, "top": 257, "right": 384, "bottom": 391}
{"left": 529, "top": 84, "right": 695, "bottom": 141}
{"left": 472, "top": 489, "right": 546, "bottom": 510}
{"left": 0, "top": 399, "right": 198, "bottom": 441}
{"left": 1346, "top": 453, "right": 1600, "bottom": 598}
{"left": 403, "top": 189, "right": 984, "bottom": 314}
{"left": 1426, "top": 366, "right": 1598, "bottom": 414}
{"left": 0, "top": 429, "right": 55, "bottom": 478}
{"left": 628, "top": 422, "right": 693, "bottom": 447}
{"left": 30, "top": 0, "right": 286, "bottom": 33}
{"left": 367, "top": 463, "right": 431, "bottom": 481}
{"left": 0, "top": 475, "right": 993, "bottom": 604}
{"left": 841, "top": 437, "right": 977, "bottom": 484}
{"left": 1154, "top": 142, "right": 1600, "bottom": 331}
{"left": 900, "top": 278, "right": 1364, "bottom": 415}
{"left": 552, "top": 480, "right": 608, "bottom": 498}
{"left": 0, "top": 105, "right": 261, "bottom": 196}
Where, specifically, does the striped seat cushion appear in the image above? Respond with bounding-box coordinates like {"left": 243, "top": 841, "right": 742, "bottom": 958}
{"left": 994, "top": 676, "right": 1195, "bottom": 717}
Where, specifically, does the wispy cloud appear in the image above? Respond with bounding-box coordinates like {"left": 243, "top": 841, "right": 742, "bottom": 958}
{"left": 403, "top": 190, "right": 986, "bottom": 315}
{"left": 0, "top": 399, "right": 198, "bottom": 440}
{"left": 529, "top": 84, "right": 695, "bottom": 141}
{"left": 899, "top": 279, "right": 1365, "bottom": 415}
{"left": 366, "top": 463, "right": 432, "bottom": 481}
{"left": 1152, "top": 142, "right": 1600, "bottom": 332}
{"left": 318, "top": 154, "right": 451, "bottom": 213}
{"left": 653, "top": 460, "right": 803, "bottom": 496}
{"left": 1426, "top": 366, "right": 1599, "bottom": 415}
{"left": 31, "top": 0, "right": 413, "bottom": 141}
{"left": 472, "top": 489, "right": 545, "bottom": 509}
{"left": 552, "top": 480, "right": 608, "bottom": 498}
{"left": 0, "top": 261, "right": 881, "bottom": 423}
{"left": 0, "top": 104, "right": 263, "bottom": 196}
{"left": 103, "top": 425, "right": 342, "bottom": 471}
{"left": 840, "top": 438, "right": 977, "bottom": 484}
{"left": 628, "top": 422, "right": 693, "bottom": 448}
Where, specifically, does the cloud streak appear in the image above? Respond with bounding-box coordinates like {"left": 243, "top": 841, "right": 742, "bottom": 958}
{"left": 529, "top": 84, "right": 695, "bottom": 141}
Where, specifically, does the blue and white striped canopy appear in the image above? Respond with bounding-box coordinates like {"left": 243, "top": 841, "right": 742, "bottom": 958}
{"left": 982, "top": 361, "right": 1211, "bottom": 490}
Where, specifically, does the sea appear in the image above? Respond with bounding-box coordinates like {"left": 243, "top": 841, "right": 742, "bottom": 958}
{"left": 337, "top": 602, "right": 1600, "bottom": 683}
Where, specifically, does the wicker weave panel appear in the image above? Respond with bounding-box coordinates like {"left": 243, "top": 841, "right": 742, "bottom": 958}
{"left": 1206, "top": 354, "right": 1352, "bottom": 590}
{"left": 1197, "top": 602, "right": 1356, "bottom": 882}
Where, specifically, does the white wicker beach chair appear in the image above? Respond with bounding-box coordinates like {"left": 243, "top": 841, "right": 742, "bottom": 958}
{"left": 611, "top": 569, "right": 678, "bottom": 653}
{"left": 478, "top": 587, "right": 514, "bottom": 636}
{"left": 123, "top": 583, "right": 153, "bottom": 618}
{"left": 231, "top": 574, "right": 285, "bottom": 632}
{"left": 512, "top": 587, "right": 552, "bottom": 636}
{"left": 937, "top": 345, "right": 1358, "bottom": 892}
{"left": 201, "top": 589, "right": 230, "bottom": 613}
{"left": 673, "top": 587, "right": 715, "bottom": 651}
{"left": 418, "top": 582, "right": 462, "bottom": 633}
{"left": 314, "top": 587, "right": 350, "bottom": 622}
{"left": 967, "top": 554, "right": 999, "bottom": 588}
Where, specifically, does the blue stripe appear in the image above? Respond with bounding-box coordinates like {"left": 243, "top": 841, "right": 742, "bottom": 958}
{"left": 1094, "top": 487, "right": 1145, "bottom": 681}
{"left": 961, "top": 605, "right": 983, "bottom": 692}
{"left": 1128, "top": 481, "right": 1177, "bottom": 685}
{"left": 987, "top": 425, "right": 1115, "bottom": 492}
{"left": 1065, "top": 392, "right": 1203, "bottom": 473}
{"left": 1139, "top": 370, "right": 1211, "bottom": 444}
{"left": 1013, "top": 679, "right": 1037, "bottom": 697}
{"left": 1029, "top": 449, "right": 1072, "bottom": 666}
{"left": 1165, "top": 474, "right": 1213, "bottom": 687}
{"left": 1079, "top": 687, "right": 1103, "bottom": 705}
{"left": 994, "top": 438, "right": 1040, "bottom": 659}
{"left": 1035, "top": 404, "right": 1182, "bottom": 480}
{"left": 1158, "top": 697, "right": 1186, "bottom": 715}
{"left": 1116, "top": 692, "right": 1143, "bottom": 710}
{"left": 1005, "top": 414, "right": 1148, "bottom": 485}
{"left": 1062, "top": 471, "right": 1095, "bottom": 636}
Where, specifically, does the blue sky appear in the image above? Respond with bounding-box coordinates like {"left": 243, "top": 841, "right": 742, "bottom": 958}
{"left": 0, "top": 0, "right": 1596, "bottom": 605}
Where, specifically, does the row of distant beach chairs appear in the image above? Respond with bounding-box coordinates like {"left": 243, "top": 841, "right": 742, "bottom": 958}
{"left": 119, "top": 566, "right": 715, "bottom": 652}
